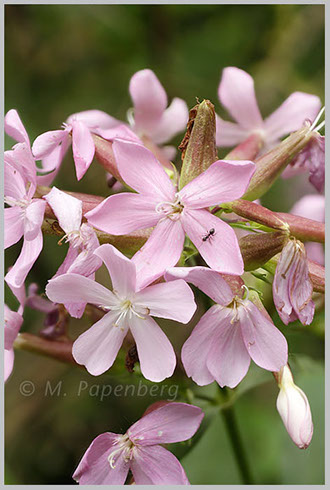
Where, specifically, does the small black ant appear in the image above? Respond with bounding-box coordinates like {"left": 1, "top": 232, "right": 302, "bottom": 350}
{"left": 202, "top": 228, "right": 216, "bottom": 242}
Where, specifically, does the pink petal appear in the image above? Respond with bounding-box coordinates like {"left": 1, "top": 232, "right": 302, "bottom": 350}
{"left": 4, "top": 207, "right": 24, "bottom": 249}
{"left": 4, "top": 162, "right": 27, "bottom": 200}
{"left": 67, "top": 249, "right": 102, "bottom": 278}
{"left": 182, "top": 209, "right": 244, "bottom": 274}
{"left": 181, "top": 305, "right": 222, "bottom": 386}
{"left": 206, "top": 306, "right": 251, "bottom": 388}
{"left": 179, "top": 159, "right": 255, "bottom": 208}
{"left": 24, "top": 199, "right": 46, "bottom": 241}
{"left": 5, "top": 307, "right": 23, "bottom": 350}
{"left": 129, "top": 315, "right": 176, "bottom": 382}
{"left": 85, "top": 193, "right": 159, "bottom": 235}
{"left": 216, "top": 115, "right": 251, "bottom": 147}
{"left": 5, "top": 109, "right": 29, "bottom": 144}
{"left": 55, "top": 244, "right": 80, "bottom": 276}
{"left": 288, "top": 247, "right": 315, "bottom": 325}
{"left": 239, "top": 301, "right": 288, "bottom": 372}
{"left": 5, "top": 349, "right": 15, "bottom": 382}
{"left": 129, "top": 69, "right": 167, "bottom": 133}
{"left": 150, "top": 97, "right": 189, "bottom": 144}
{"left": 129, "top": 402, "right": 204, "bottom": 446}
{"left": 264, "top": 92, "right": 321, "bottom": 143}
{"left": 112, "top": 139, "right": 175, "bottom": 200}
{"left": 32, "top": 129, "right": 69, "bottom": 159}
{"left": 46, "top": 273, "right": 117, "bottom": 308}
{"left": 218, "top": 67, "right": 263, "bottom": 129}
{"left": 131, "top": 445, "right": 189, "bottom": 485}
{"left": 73, "top": 432, "right": 129, "bottom": 485}
{"left": 165, "top": 266, "right": 234, "bottom": 306}
{"left": 37, "top": 137, "right": 71, "bottom": 186}
{"left": 5, "top": 231, "right": 43, "bottom": 288}
{"left": 133, "top": 218, "right": 185, "bottom": 291}
{"left": 290, "top": 194, "right": 325, "bottom": 223}
{"left": 73, "top": 311, "right": 128, "bottom": 375}
{"left": 134, "top": 279, "right": 196, "bottom": 323}
{"left": 68, "top": 109, "right": 121, "bottom": 129}
{"left": 5, "top": 143, "right": 37, "bottom": 187}
{"left": 44, "top": 187, "right": 82, "bottom": 234}
{"left": 94, "top": 244, "right": 136, "bottom": 296}
{"left": 96, "top": 124, "right": 141, "bottom": 142}
{"left": 71, "top": 120, "right": 95, "bottom": 180}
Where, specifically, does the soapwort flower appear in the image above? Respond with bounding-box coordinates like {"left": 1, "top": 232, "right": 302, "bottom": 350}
{"left": 86, "top": 139, "right": 256, "bottom": 289}
{"left": 46, "top": 244, "right": 196, "bottom": 381}
{"left": 73, "top": 402, "right": 203, "bottom": 485}
{"left": 273, "top": 238, "right": 315, "bottom": 325}
{"left": 216, "top": 67, "right": 321, "bottom": 149}
{"left": 275, "top": 364, "right": 313, "bottom": 449}
{"left": 165, "top": 267, "right": 288, "bottom": 388}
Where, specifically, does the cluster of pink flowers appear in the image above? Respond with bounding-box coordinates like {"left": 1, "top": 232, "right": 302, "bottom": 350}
{"left": 5, "top": 67, "right": 324, "bottom": 484}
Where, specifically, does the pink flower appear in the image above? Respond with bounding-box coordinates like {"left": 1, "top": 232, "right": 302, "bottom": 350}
{"left": 46, "top": 244, "right": 196, "bottom": 381}
{"left": 4, "top": 281, "right": 24, "bottom": 381}
{"left": 276, "top": 364, "right": 313, "bottom": 449}
{"left": 44, "top": 187, "right": 102, "bottom": 318}
{"left": 128, "top": 69, "right": 188, "bottom": 156}
{"left": 32, "top": 110, "right": 136, "bottom": 181}
{"left": 273, "top": 238, "right": 315, "bottom": 325}
{"left": 73, "top": 402, "right": 203, "bottom": 485}
{"left": 165, "top": 267, "right": 288, "bottom": 388}
{"left": 4, "top": 160, "right": 46, "bottom": 289}
{"left": 290, "top": 195, "right": 325, "bottom": 265}
{"left": 86, "top": 139, "right": 255, "bottom": 289}
{"left": 216, "top": 67, "right": 321, "bottom": 149}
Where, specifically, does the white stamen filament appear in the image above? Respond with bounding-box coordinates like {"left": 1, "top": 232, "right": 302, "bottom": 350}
{"left": 127, "top": 108, "right": 135, "bottom": 127}
{"left": 108, "top": 434, "right": 135, "bottom": 469}
{"left": 155, "top": 193, "right": 184, "bottom": 221}
{"left": 309, "top": 106, "right": 325, "bottom": 132}
{"left": 4, "top": 196, "right": 30, "bottom": 209}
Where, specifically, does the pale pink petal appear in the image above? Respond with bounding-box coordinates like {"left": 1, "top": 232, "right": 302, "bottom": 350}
{"left": 73, "top": 432, "right": 129, "bottom": 485}
{"left": 161, "top": 145, "right": 177, "bottom": 161}
{"left": 218, "top": 67, "right": 263, "bottom": 129}
{"left": 290, "top": 194, "right": 325, "bottom": 223}
{"left": 44, "top": 187, "right": 82, "bottom": 234}
{"left": 216, "top": 115, "right": 251, "bottom": 147}
{"left": 182, "top": 209, "right": 244, "bottom": 275}
{"left": 71, "top": 120, "right": 95, "bottom": 180}
{"left": 37, "top": 137, "right": 71, "bottom": 186}
{"left": 179, "top": 159, "right": 255, "bottom": 208}
{"left": 46, "top": 273, "right": 117, "bottom": 308}
{"left": 304, "top": 242, "right": 324, "bottom": 265}
{"left": 134, "top": 279, "right": 196, "bottom": 323}
{"left": 129, "top": 315, "right": 176, "bottom": 382}
{"left": 181, "top": 305, "right": 222, "bottom": 386}
{"left": 165, "top": 266, "right": 234, "bottom": 306}
{"left": 129, "top": 69, "right": 168, "bottom": 133}
{"left": 85, "top": 193, "right": 159, "bottom": 235}
{"left": 129, "top": 402, "right": 204, "bottom": 446}
{"left": 67, "top": 249, "right": 102, "bottom": 278}
{"left": 5, "top": 307, "right": 23, "bottom": 350}
{"left": 264, "top": 92, "right": 321, "bottom": 143}
{"left": 68, "top": 109, "right": 121, "bottom": 129}
{"left": 131, "top": 445, "right": 189, "bottom": 485}
{"left": 133, "top": 218, "right": 185, "bottom": 291}
{"left": 288, "top": 246, "right": 315, "bottom": 325}
{"left": 5, "top": 231, "right": 43, "bottom": 288}
{"left": 5, "top": 109, "right": 29, "bottom": 144}
{"left": 96, "top": 124, "right": 141, "bottom": 142}
{"left": 112, "top": 139, "right": 175, "bottom": 200}
{"left": 73, "top": 311, "right": 128, "bottom": 375}
{"left": 65, "top": 302, "right": 86, "bottom": 320}
{"left": 55, "top": 244, "right": 80, "bottom": 276}
{"left": 24, "top": 199, "right": 46, "bottom": 241}
{"left": 239, "top": 301, "right": 288, "bottom": 372}
{"left": 206, "top": 307, "right": 251, "bottom": 388}
{"left": 4, "top": 162, "right": 27, "bottom": 200}
{"left": 94, "top": 244, "right": 137, "bottom": 296}
{"left": 32, "top": 130, "right": 69, "bottom": 159}
{"left": 4, "top": 207, "right": 24, "bottom": 249}
{"left": 5, "top": 143, "right": 37, "bottom": 187}
{"left": 4, "top": 349, "right": 15, "bottom": 382}
{"left": 150, "top": 97, "right": 189, "bottom": 144}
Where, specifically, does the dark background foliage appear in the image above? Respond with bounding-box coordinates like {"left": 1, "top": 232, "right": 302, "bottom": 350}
{"left": 5, "top": 4, "right": 324, "bottom": 484}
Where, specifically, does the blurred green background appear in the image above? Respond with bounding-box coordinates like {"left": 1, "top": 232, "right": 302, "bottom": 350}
{"left": 5, "top": 4, "right": 324, "bottom": 485}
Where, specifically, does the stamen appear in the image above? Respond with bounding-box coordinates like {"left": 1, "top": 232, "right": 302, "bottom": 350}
{"left": 309, "top": 106, "right": 325, "bottom": 132}
{"left": 127, "top": 108, "right": 135, "bottom": 127}
{"left": 241, "top": 285, "right": 250, "bottom": 301}
{"left": 313, "top": 120, "right": 325, "bottom": 133}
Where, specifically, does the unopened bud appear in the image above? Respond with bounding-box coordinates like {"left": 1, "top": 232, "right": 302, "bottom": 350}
{"left": 92, "top": 134, "right": 123, "bottom": 184}
{"left": 179, "top": 99, "right": 217, "bottom": 188}
{"left": 243, "top": 125, "right": 312, "bottom": 201}
{"left": 240, "top": 231, "right": 288, "bottom": 271}
{"left": 275, "top": 364, "right": 313, "bottom": 449}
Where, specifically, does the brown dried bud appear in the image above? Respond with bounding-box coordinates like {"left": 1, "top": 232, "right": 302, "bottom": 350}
{"left": 239, "top": 232, "right": 288, "bottom": 271}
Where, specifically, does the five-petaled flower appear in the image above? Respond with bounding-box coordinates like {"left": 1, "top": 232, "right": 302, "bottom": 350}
{"left": 73, "top": 401, "right": 204, "bottom": 485}
{"left": 86, "top": 139, "right": 256, "bottom": 289}
{"left": 46, "top": 244, "right": 196, "bottom": 381}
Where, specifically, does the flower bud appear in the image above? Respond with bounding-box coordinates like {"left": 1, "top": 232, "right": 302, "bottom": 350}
{"left": 179, "top": 99, "right": 218, "bottom": 189}
{"left": 275, "top": 364, "right": 313, "bottom": 449}
{"left": 243, "top": 124, "right": 312, "bottom": 201}
{"left": 239, "top": 231, "right": 288, "bottom": 271}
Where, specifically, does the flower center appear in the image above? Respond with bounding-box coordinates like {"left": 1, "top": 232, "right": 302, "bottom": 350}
{"left": 4, "top": 196, "right": 30, "bottom": 209}
{"left": 58, "top": 229, "right": 84, "bottom": 248}
{"left": 108, "top": 434, "right": 136, "bottom": 469}
{"left": 109, "top": 294, "right": 150, "bottom": 330}
{"left": 155, "top": 193, "right": 184, "bottom": 221}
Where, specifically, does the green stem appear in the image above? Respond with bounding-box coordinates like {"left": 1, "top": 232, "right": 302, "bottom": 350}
{"left": 220, "top": 389, "right": 253, "bottom": 484}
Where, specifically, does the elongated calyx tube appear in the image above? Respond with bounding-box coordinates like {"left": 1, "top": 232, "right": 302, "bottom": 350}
{"left": 179, "top": 99, "right": 218, "bottom": 189}
{"left": 239, "top": 231, "right": 288, "bottom": 271}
